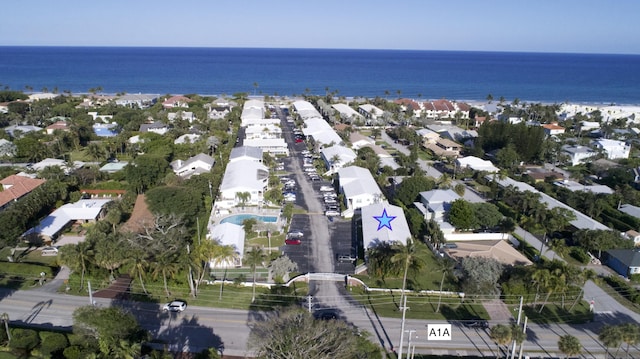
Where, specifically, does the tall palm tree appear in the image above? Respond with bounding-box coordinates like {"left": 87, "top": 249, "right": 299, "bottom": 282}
{"left": 245, "top": 246, "right": 266, "bottom": 302}
{"left": 557, "top": 334, "right": 581, "bottom": 359}
{"left": 489, "top": 324, "right": 512, "bottom": 357}
{"left": 391, "top": 238, "right": 426, "bottom": 304}
{"left": 59, "top": 241, "right": 93, "bottom": 290}
{"left": 151, "top": 252, "right": 183, "bottom": 297}
{"left": 213, "top": 244, "right": 239, "bottom": 300}
{"left": 599, "top": 324, "right": 623, "bottom": 359}
{"left": 126, "top": 247, "right": 150, "bottom": 295}
{"left": 235, "top": 191, "right": 251, "bottom": 209}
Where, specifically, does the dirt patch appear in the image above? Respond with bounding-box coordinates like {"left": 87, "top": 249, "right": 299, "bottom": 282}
{"left": 121, "top": 194, "right": 155, "bottom": 234}
{"left": 93, "top": 275, "right": 132, "bottom": 299}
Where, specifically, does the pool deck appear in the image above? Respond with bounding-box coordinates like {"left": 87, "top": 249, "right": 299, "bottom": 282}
{"left": 208, "top": 205, "right": 284, "bottom": 232}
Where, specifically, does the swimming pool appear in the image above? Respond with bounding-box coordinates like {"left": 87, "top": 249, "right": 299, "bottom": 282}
{"left": 220, "top": 214, "right": 278, "bottom": 225}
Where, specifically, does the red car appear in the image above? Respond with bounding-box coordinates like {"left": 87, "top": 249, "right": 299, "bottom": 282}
{"left": 295, "top": 138, "right": 304, "bottom": 143}
{"left": 285, "top": 238, "right": 301, "bottom": 245}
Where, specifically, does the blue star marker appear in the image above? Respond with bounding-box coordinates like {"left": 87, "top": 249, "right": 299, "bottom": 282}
{"left": 374, "top": 208, "right": 396, "bottom": 231}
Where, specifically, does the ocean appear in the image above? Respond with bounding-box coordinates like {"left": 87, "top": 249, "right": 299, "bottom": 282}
{"left": 0, "top": 46, "right": 639, "bottom": 105}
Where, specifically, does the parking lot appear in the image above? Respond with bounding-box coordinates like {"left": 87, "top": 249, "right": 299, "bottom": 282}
{"left": 275, "top": 106, "right": 356, "bottom": 274}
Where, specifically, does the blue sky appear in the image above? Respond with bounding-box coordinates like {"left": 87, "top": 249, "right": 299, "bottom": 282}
{"left": 2, "top": 0, "right": 639, "bottom": 54}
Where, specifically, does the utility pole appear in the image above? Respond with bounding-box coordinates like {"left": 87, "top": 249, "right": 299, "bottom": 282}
{"left": 405, "top": 329, "right": 415, "bottom": 359}
{"left": 517, "top": 316, "right": 528, "bottom": 359}
{"left": 510, "top": 296, "right": 524, "bottom": 359}
{"left": 88, "top": 281, "right": 94, "bottom": 306}
{"left": 398, "top": 295, "right": 409, "bottom": 359}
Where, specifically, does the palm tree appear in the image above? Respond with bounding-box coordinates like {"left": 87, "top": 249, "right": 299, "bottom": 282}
{"left": 59, "top": 241, "right": 93, "bottom": 290}
{"left": 620, "top": 323, "right": 640, "bottom": 359}
{"left": 557, "top": 334, "right": 581, "bottom": 358}
{"left": 235, "top": 191, "right": 251, "bottom": 209}
{"left": 213, "top": 244, "right": 239, "bottom": 300}
{"left": 391, "top": 238, "right": 426, "bottom": 304}
{"left": 126, "top": 247, "right": 150, "bottom": 295}
{"left": 245, "top": 246, "right": 265, "bottom": 302}
{"left": 86, "top": 142, "right": 107, "bottom": 161}
{"left": 151, "top": 252, "right": 182, "bottom": 297}
{"left": 490, "top": 324, "right": 512, "bottom": 357}
{"left": 599, "top": 324, "right": 623, "bottom": 359}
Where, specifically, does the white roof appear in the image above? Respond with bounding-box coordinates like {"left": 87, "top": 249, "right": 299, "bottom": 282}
{"left": 24, "top": 199, "right": 111, "bottom": 238}
{"left": 620, "top": 204, "right": 640, "bottom": 219}
{"left": 419, "top": 189, "right": 460, "bottom": 204}
{"left": 554, "top": 180, "right": 614, "bottom": 195}
{"left": 245, "top": 124, "right": 282, "bottom": 135}
{"left": 332, "top": 103, "right": 362, "bottom": 119}
{"left": 456, "top": 156, "right": 499, "bottom": 173}
{"left": 339, "top": 166, "right": 383, "bottom": 198}
{"left": 302, "top": 117, "right": 333, "bottom": 136}
{"left": 230, "top": 146, "right": 263, "bottom": 162}
{"left": 174, "top": 134, "right": 201, "bottom": 144}
{"left": 293, "top": 100, "right": 322, "bottom": 119}
{"left": 208, "top": 222, "right": 245, "bottom": 259}
{"left": 359, "top": 104, "right": 384, "bottom": 116}
{"left": 220, "top": 159, "right": 268, "bottom": 193}
{"left": 361, "top": 202, "right": 410, "bottom": 250}
{"left": 321, "top": 145, "right": 357, "bottom": 166}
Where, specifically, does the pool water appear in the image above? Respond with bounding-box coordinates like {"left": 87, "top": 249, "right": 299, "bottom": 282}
{"left": 220, "top": 214, "right": 278, "bottom": 225}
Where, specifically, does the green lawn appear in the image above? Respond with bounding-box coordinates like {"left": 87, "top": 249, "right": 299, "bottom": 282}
{"left": 522, "top": 301, "right": 593, "bottom": 324}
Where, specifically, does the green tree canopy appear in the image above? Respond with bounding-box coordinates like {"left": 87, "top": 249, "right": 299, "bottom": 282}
{"left": 125, "top": 154, "right": 169, "bottom": 193}
{"left": 394, "top": 175, "right": 436, "bottom": 206}
{"left": 249, "top": 309, "right": 381, "bottom": 359}
{"left": 448, "top": 199, "right": 475, "bottom": 230}
{"left": 72, "top": 306, "right": 146, "bottom": 353}
{"left": 145, "top": 185, "right": 204, "bottom": 227}
{"left": 460, "top": 257, "right": 503, "bottom": 297}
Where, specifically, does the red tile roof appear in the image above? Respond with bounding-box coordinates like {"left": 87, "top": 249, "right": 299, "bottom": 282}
{"left": 0, "top": 175, "right": 46, "bottom": 208}
{"left": 395, "top": 98, "right": 420, "bottom": 110}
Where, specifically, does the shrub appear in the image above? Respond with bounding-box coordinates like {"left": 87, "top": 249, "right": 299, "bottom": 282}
{"left": 569, "top": 247, "right": 590, "bottom": 264}
{"left": 39, "top": 332, "right": 69, "bottom": 357}
{"left": 9, "top": 328, "right": 40, "bottom": 354}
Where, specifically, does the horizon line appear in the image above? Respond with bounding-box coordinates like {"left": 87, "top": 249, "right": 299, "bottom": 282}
{"left": 0, "top": 44, "right": 638, "bottom": 57}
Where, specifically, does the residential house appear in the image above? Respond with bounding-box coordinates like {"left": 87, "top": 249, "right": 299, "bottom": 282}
{"left": 45, "top": 121, "right": 69, "bottom": 135}
{"left": 115, "top": 94, "right": 158, "bottom": 108}
{"left": 541, "top": 123, "right": 565, "bottom": 136}
{"left": 455, "top": 156, "right": 499, "bottom": 173}
{"left": 32, "top": 158, "right": 85, "bottom": 174}
{"left": 360, "top": 202, "right": 410, "bottom": 250}
{"left": 240, "top": 99, "right": 265, "bottom": 127}
{"left": 167, "top": 111, "right": 195, "bottom": 123}
{"left": 207, "top": 223, "right": 244, "bottom": 267}
{"left": 338, "top": 166, "right": 384, "bottom": 217}
{"left": 320, "top": 145, "right": 357, "bottom": 173}
{"left": 217, "top": 159, "right": 269, "bottom": 209}
{"left": 162, "top": 95, "right": 193, "bottom": 109}
{"left": 424, "top": 138, "right": 462, "bottom": 158}
{"left": 593, "top": 139, "right": 631, "bottom": 160}
{"left": 394, "top": 98, "right": 421, "bottom": 118}
{"left": 602, "top": 249, "right": 640, "bottom": 278}
{"left": 302, "top": 117, "right": 343, "bottom": 149}
{"left": 99, "top": 161, "right": 128, "bottom": 174}
{"left": 3, "top": 125, "right": 43, "bottom": 137}
{"left": 554, "top": 180, "right": 614, "bottom": 195}
{"left": 561, "top": 145, "right": 596, "bottom": 166}
{"left": 415, "top": 128, "right": 440, "bottom": 145}
{"left": 174, "top": 134, "right": 201, "bottom": 144}
{"left": 443, "top": 240, "right": 533, "bottom": 266}
{"left": 358, "top": 104, "right": 384, "bottom": 120}
{"left": 498, "top": 114, "right": 524, "bottom": 124}
{"left": 243, "top": 138, "right": 289, "bottom": 156}
{"left": 88, "top": 112, "right": 114, "bottom": 123}
{"left": 229, "top": 146, "right": 263, "bottom": 163}
{"left": 416, "top": 189, "right": 461, "bottom": 223}
{"left": 292, "top": 100, "right": 322, "bottom": 121}
{"left": 423, "top": 99, "right": 456, "bottom": 119}
{"left": 170, "top": 153, "right": 215, "bottom": 179}
{"left": 0, "top": 175, "right": 46, "bottom": 211}
{"left": 332, "top": 103, "right": 362, "bottom": 123}
{"left": 0, "top": 139, "right": 17, "bottom": 157}
{"left": 139, "top": 122, "right": 170, "bottom": 135}
{"left": 23, "top": 198, "right": 112, "bottom": 242}
{"left": 244, "top": 124, "right": 282, "bottom": 140}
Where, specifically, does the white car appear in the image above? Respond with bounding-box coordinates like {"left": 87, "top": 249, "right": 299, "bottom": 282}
{"left": 320, "top": 186, "right": 333, "bottom": 192}
{"left": 163, "top": 300, "right": 187, "bottom": 312}
{"left": 325, "top": 210, "right": 340, "bottom": 217}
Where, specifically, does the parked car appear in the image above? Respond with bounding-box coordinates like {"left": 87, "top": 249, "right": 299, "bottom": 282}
{"left": 287, "top": 231, "right": 304, "bottom": 239}
{"left": 163, "top": 300, "right": 187, "bottom": 312}
{"left": 337, "top": 254, "right": 356, "bottom": 263}
{"left": 320, "top": 185, "right": 333, "bottom": 192}
{"left": 325, "top": 209, "right": 340, "bottom": 217}
{"left": 285, "top": 238, "right": 301, "bottom": 245}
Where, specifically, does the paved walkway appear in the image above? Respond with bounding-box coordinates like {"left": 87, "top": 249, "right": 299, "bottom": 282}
{"left": 35, "top": 265, "right": 71, "bottom": 293}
